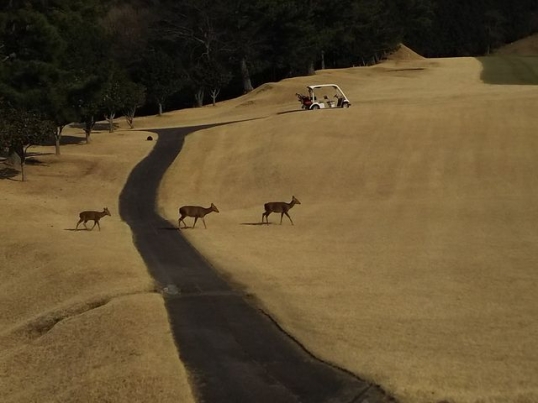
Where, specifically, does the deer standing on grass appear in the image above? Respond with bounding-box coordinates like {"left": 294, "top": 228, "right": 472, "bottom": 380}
{"left": 262, "top": 196, "right": 301, "bottom": 225}
{"left": 76, "top": 207, "right": 111, "bottom": 231}
{"left": 178, "top": 203, "right": 219, "bottom": 229}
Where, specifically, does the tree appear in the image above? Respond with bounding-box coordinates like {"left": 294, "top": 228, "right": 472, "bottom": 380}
{"left": 155, "top": 0, "right": 233, "bottom": 106}
{"left": 123, "top": 81, "right": 146, "bottom": 128}
{"left": 0, "top": 101, "right": 55, "bottom": 181}
{"left": 100, "top": 2, "right": 154, "bottom": 70}
{"left": 100, "top": 67, "right": 130, "bottom": 133}
{"left": 72, "top": 76, "right": 105, "bottom": 143}
{"left": 136, "top": 49, "right": 184, "bottom": 115}
{"left": 0, "top": 0, "right": 111, "bottom": 153}
{"left": 222, "top": 0, "right": 274, "bottom": 93}
{"left": 189, "top": 57, "right": 232, "bottom": 106}
{"left": 58, "top": 5, "right": 111, "bottom": 143}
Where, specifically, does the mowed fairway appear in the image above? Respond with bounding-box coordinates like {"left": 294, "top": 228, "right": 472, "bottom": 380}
{"left": 2, "top": 51, "right": 538, "bottom": 403}
{"left": 0, "top": 132, "right": 195, "bottom": 402}
{"left": 159, "top": 56, "right": 538, "bottom": 403}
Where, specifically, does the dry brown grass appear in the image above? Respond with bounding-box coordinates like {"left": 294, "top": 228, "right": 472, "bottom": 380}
{"left": 495, "top": 33, "right": 538, "bottom": 56}
{"left": 0, "top": 131, "right": 194, "bottom": 402}
{"left": 2, "top": 51, "right": 538, "bottom": 403}
{"left": 159, "top": 57, "right": 538, "bottom": 403}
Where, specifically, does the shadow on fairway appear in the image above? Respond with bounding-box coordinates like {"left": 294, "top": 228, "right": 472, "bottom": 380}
{"left": 0, "top": 167, "right": 19, "bottom": 180}
{"left": 478, "top": 56, "right": 538, "bottom": 85}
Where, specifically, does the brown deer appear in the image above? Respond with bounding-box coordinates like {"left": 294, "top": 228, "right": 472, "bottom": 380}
{"left": 262, "top": 196, "right": 301, "bottom": 225}
{"left": 178, "top": 203, "right": 219, "bottom": 229}
{"left": 76, "top": 207, "right": 111, "bottom": 231}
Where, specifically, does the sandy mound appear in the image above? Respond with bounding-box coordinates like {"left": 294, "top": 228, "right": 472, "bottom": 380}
{"left": 385, "top": 43, "right": 425, "bottom": 61}
{"left": 495, "top": 33, "right": 538, "bottom": 55}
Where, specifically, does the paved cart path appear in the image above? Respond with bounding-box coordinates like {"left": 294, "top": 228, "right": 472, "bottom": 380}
{"left": 119, "top": 126, "right": 395, "bottom": 403}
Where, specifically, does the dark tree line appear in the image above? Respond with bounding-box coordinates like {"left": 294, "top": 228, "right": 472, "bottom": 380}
{"left": 404, "top": 0, "right": 538, "bottom": 57}
{"left": 1, "top": 0, "right": 537, "bottom": 171}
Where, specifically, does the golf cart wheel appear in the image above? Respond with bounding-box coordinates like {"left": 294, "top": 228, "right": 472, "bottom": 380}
{"left": 310, "top": 104, "right": 320, "bottom": 110}
{"left": 343, "top": 102, "right": 351, "bottom": 108}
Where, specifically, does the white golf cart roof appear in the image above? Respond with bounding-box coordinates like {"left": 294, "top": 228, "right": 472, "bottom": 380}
{"left": 307, "top": 84, "right": 349, "bottom": 98}
{"left": 307, "top": 84, "right": 342, "bottom": 90}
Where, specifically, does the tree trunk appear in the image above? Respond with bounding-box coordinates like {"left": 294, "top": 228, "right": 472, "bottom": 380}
{"left": 127, "top": 106, "right": 138, "bottom": 128}
{"left": 107, "top": 112, "right": 115, "bottom": 133}
{"left": 158, "top": 102, "right": 163, "bottom": 116}
{"left": 307, "top": 60, "right": 315, "bottom": 76}
{"left": 14, "top": 147, "right": 25, "bottom": 181}
{"left": 240, "top": 57, "right": 254, "bottom": 93}
{"left": 84, "top": 116, "right": 94, "bottom": 143}
{"left": 125, "top": 111, "right": 134, "bottom": 129}
{"left": 194, "top": 88, "right": 204, "bottom": 107}
{"left": 210, "top": 88, "right": 220, "bottom": 106}
{"left": 55, "top": 126, "right": 64, "bottom": 156}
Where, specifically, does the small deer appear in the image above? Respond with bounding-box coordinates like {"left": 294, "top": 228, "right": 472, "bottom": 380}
{"left": 262, "top": 196, "right": 301, "bottom": 225}
{"left": 178, "top": 203, "right": 219, "bottom": 229}
{"left": 76, "top": 207, "right": 111, "bottom": 231}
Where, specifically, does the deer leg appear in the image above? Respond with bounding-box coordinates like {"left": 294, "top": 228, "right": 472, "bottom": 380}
{"left": 202, "top": 217, "right": 207, "bottom": 229}
{"left": 76, "top": 219, "right": 83, "bottom": 230}
{"left": 179, "top": 216, "right": 186, "bottom": 229}
{"left": 284, "top": 211, "right": 294, "bottom": 225}
{"left": 90, "top": 220, "right": 97, "bottom": 231}
{"left": 96, "top": 220, "right": 101, "bottom": 231}
{"left": 83, "top": 220, "right": 89, "bottom": 230}
{"left": 280, "top": 213, "right": 284, "bottom": 224}
{"left": 193, "top": 217, "right": 198, "bottom": 228}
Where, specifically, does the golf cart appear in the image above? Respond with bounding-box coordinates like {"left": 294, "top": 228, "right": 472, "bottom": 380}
{"left": 296, "top": 84, "right": 351, "bottom": 110}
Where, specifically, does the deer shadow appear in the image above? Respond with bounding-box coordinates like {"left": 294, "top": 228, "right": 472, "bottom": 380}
{"left": 240, "top": 222, "right": 272, "bottom": 226}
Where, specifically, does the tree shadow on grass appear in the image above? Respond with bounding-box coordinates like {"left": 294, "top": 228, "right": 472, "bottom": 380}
{"left": 27, "top": 151, "right": 54, "bottom": 157}
{"left": 41, "top": 135, "right": 86, "bottom": 146}
{"left": 61, "top": 135, "right": 87, "bottom": 145}
{"left": 70, "top": 122, "right": 119, "bottom": 132}
{"left": 0, "top": 167, "right": 20, "bottom": 180}
{"left": 25, "top": 157, "right": 47, "bottom": 166}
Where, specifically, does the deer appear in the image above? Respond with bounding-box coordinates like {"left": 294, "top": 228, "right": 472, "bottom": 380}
{"left": 178, "top": 203, "right": 219, "bottom": 229}
{"left": 76, "top": 207, "right": 111, "bottom": 231}
{"left": 262, "top": 196, "right": 301, "bottom": 225}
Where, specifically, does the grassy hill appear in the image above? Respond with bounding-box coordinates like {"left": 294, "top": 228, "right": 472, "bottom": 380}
{"left": 2, "top": 51, "right": 538, "bottom": 403}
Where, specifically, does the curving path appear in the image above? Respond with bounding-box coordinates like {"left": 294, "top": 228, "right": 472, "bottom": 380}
{"left": 119, "top": 126, "right": 395, "bottom": 403}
